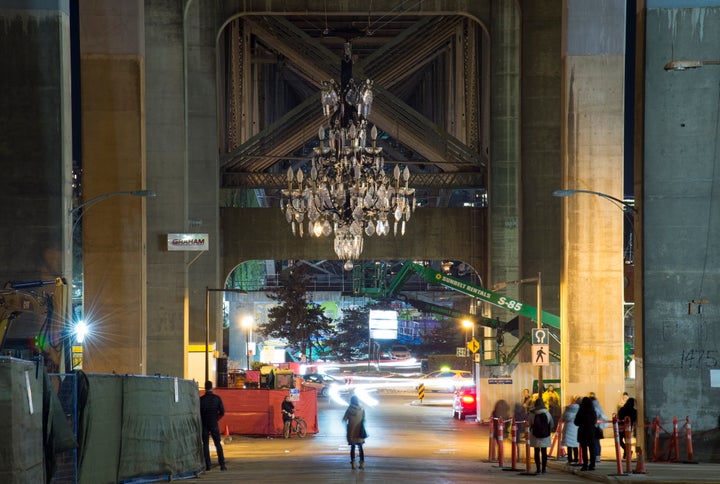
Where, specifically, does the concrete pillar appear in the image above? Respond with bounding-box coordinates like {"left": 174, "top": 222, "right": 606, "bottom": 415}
{"left": 78, "top": 0, "right": 148, "bottom": 374}
{"left": 559, "top": 0, "right": 626, "bottom": 413}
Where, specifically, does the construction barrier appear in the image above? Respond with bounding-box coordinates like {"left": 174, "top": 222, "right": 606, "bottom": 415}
{"left": 417, "top": 383, "right": 424, "bottom": 402}
{"left": 488, "top": 417, "right": 496, "bottom": 461}
{"left": 650, "top": 415, "right": 696, "bottom": 463}
{"left": 624, "top": 416, "right": 633, "bottom": 473}
{"left": 611, "top": 415, "right": 626, "bottom": 475}
{"left": 497, "top": 418, "right": 505, "bottom": 468}
{"left": 548, "top": 420, "right": 564, "bottom": 459}
{"left": 685, "top": 416, "right": 695, "bottom": 463}
{"left": 521, "top": 428, "right": 534, "bottom": 475}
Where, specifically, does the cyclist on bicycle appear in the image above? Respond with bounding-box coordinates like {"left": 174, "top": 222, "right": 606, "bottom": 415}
{"left": 281, "top": 395, "right": 295, "bottom": 437}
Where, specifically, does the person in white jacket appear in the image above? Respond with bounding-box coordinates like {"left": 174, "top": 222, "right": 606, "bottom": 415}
{"left": 529, "top": 398, "right": 554, "bottom": 474}
{"left": 561, "top": 396, "right": 582, "bottom": 465}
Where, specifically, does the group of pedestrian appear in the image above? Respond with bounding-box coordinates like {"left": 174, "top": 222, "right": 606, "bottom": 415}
{"left": 524, "top": 386, "right": 636, "bottom": 474}
{"left": 556, "top": 391, "right": 636, "bottom": 471}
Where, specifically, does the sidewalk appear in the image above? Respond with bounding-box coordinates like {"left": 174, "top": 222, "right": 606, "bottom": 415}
{"left": 544, "top": 440, "right": 720, "bottom": 484}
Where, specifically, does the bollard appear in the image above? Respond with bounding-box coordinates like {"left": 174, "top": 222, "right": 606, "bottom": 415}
{"left": 612, "top": 415, "right": 624, "bottom": 475}
{"left": 511, "top": 418, "right": 518, "bottom": 469}
{"left": 524, "top": 428, "right": 533, "bottom": 474}
{"left": 549, "top": 420, "right": 565, "bottom": 459}
{"left": 624, "top": 416, "right": 633, "bottom": 473}
{"left": 497, "top": 418, "right": 505, "bottom": 468}
{"left": 556, "top": 420, "right": 566, "bottom": 459}
{"left": 489, "top": 417, "right": 496, "bottom": 461}
{"left": 652, "top": 416, "right": 661, "bottom": 462}
{"left": 685, "top": 416, "right": 694, "bottom": 463}
{"left": 672, "top": 416, "right": 679, "bottom": 462}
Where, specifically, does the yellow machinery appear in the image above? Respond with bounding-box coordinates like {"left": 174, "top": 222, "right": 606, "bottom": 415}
{"left": 0, "top": 278, "right": 67, "bottom": 372}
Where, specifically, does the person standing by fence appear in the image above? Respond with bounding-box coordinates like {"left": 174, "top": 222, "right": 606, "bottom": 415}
{"left": 200, "top": 381, "right": 227, "bottom": 472}
{"left": 574, "top": 396, "right": 597, "bottom": 471}
{"left": 529, "top": 398, "right": 553, "bottom": 474}
{"left": 561, "top": 395, "right": 581, "bottom": 465}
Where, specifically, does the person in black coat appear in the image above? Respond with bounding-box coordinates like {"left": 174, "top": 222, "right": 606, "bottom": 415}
{"left": 574, "top": 396, "right": 597, "bottom": 471}
{"left": 200, "top": 381, "right": 227, "bottom": 471}
{"left": 618, "top": 397, "right": 637, "bottom": 457}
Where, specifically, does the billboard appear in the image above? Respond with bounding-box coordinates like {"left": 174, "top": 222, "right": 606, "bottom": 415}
{"left": 369, "top": 310, "right": 398, "bottom": 339}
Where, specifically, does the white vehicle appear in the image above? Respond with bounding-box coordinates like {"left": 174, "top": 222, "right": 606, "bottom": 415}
{"left": 390, "top": 344, "right": 411, "bottom": 359}
{"left": 418, "top": 369, "right": 473, "bottom": 392}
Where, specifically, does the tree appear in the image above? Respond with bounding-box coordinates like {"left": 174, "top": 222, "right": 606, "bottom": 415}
{"left": 415, "top": 318, "right": 464, "bottom": 356}
{"left": 260, "top": 263, "right": 333, "bottom": 362}
{"left": 326, "top": 305, "right": 371, "bottom": 361}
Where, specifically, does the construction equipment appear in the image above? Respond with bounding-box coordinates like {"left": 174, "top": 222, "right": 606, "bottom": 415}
{"left": 0, "top": 278, "right": 67, "bottom": 372}
{"left": 353, "top": 261, "right": 561, "bottom": 364}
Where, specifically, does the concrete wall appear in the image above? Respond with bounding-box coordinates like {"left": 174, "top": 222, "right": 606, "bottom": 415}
{"left": 644, "top": 4, "right": 720, "bottom": 438}
{"left": 79, "top": 0, "right": 148, "bottom": 374}
{"left": 0, "top": 4, "right": 72, "bottom": 289}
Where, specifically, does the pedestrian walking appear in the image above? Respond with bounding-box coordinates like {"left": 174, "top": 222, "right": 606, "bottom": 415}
{"left": 343, "top": 395, "right": 367, "bottom": 469}
{"left": 574, "top": 396, "right": 597, "bottom": 471}
{"left": 200, "top": 381, "right": 227, "bottom": 471}
{"left": 618, "top": 397, "right": 637, "bottom": 457}
{"left": 560, "top": 395, "right": 581, "bottom": 465}
{"left": 529, "top": 397, "right": 553, "bottom": 474}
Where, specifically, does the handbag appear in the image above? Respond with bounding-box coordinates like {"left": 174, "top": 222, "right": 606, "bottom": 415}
{"left": 595, "top": 426, "right": 604, "bottom": 439}
{"left": 359, "top": 423, "right": 368, "bottom": 439}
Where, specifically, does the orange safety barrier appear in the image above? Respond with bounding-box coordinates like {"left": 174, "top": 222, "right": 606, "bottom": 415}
{"left": 549, "top": 420, "right": 564, "bottom": 458}
{"left": 522, "top": 427, "right": 533, "bottom": 475}
{"left": 510, "top": 418, "right": 518, "bottom": 469}
{"left": 685, "top": 416, "right": 695, "bottom": 463}
{"left": 611, "top": 415, "right": 625, "bottom": 475}
{"left": 650, "top": 415, "right": 698, "bottom": 463}
{"left": 624, "top": 416, "right": 633, "bottom": 473}
{"left": 488, "top": 417, "right": 496, "bottom": 461}
{"left": 497, "top": 418, "right": 505, "bottom": 468}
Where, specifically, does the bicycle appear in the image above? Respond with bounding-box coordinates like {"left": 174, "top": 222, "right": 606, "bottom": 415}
{"left": 283, "top": 415, "right": 307, "bottom": 438}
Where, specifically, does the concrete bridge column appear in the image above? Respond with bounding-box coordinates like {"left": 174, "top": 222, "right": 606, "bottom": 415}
{"left": 559, "top": 1, "right": 626, "bottom": 413}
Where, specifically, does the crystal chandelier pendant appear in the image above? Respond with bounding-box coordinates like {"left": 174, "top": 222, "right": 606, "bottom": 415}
{"left": 278, "top": 41, "right": 417, "bottom": 267}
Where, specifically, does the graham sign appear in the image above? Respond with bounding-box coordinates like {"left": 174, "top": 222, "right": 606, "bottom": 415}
{"left": 167, "top": 233, "right": 209, "bottom": 251}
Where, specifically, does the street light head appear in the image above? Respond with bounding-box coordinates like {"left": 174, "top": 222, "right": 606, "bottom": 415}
{"left": 664, "top": 60, "right": 704, "bottom": 71}
{"left": 664, "top": 60, "right": 720, "bottom": 71}
{"left": 552, "top": 190, "right": 576, "bottom": 198}
{"left": 131, "top": 190, "right": 157, "bottom": 198}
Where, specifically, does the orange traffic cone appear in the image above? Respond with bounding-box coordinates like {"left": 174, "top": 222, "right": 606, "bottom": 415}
{"left": 634, "top": 448, "right": 647, "bottom": 474}
{"left": 223, "top": 424, "right": 230, "bottom": 436}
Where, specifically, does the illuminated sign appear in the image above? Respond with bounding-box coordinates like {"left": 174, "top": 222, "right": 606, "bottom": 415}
{"left": 369, "top": 310, "right": 398, "bottom": 340}
{"left": 167, "top": 233, "right": 209, "bottom": 251}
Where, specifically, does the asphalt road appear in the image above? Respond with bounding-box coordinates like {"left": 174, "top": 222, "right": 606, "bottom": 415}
{"left": 193, "top": 392, "right": 592, "bottom": 483}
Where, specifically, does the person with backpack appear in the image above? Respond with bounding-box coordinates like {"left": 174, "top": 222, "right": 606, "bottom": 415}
{"left": 529, "top": 397, "right": 553, "bottom": 474}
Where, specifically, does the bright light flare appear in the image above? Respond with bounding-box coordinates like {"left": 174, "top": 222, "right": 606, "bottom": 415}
{"left": 74, "top": 320, "right": 89, "bottom": 343}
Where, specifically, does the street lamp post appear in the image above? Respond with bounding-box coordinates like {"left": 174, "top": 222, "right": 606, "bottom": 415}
{"left": 205, "top": 288, "right": 247, "bottom": 384}
{"left": 461, "top": 319, "right": 472, "bottom": 345}
{"left": 553, "top": 187, "right": 638, "bottom": 448}
{"left": 67, "top": 189, "right": 156, "bottom": 372}
{"left": 241, "top": 315, "right": 254, "bottom": 370}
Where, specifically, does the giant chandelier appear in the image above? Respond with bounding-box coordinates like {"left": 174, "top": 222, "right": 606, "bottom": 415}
{"left": 280, "top": 42, "right": 415, "bottom": 268}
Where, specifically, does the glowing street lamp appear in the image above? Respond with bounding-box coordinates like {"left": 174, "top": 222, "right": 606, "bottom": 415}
{"left": 241, "top": 315, "right": 254, "bottom": 370}
{"left": 67, "top": 189, "right": 156, "bottom": 372}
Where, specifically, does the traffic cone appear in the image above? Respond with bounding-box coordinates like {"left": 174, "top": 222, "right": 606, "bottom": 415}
{"left": 634, "top": 448, "right": 647, "bottom": 474}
